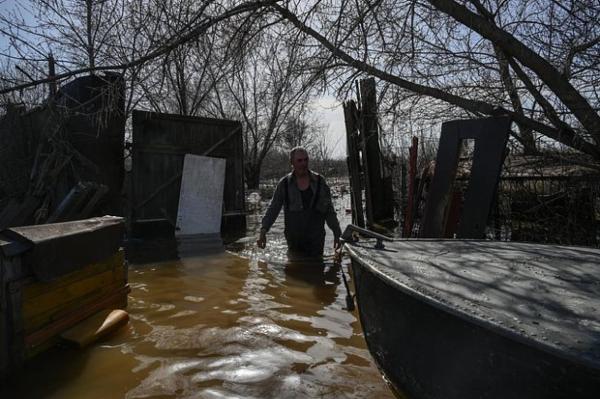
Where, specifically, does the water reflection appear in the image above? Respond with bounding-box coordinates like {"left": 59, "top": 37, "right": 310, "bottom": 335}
{"left": 283, "top": 260, "right": 340, "bottom": 307}
{"left": 2, "top": 192, "right": 396, "bottom": 398}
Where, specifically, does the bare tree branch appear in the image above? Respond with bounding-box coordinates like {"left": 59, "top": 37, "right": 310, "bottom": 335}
{"left": 272, "top": 2, "right": 600, "bottom": 158}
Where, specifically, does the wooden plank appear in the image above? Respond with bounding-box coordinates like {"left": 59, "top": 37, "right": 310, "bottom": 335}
{"left": 22, "top": 279, "right": 126, "bottom": 333}
{"left": 22, "top": 251, "right": 124, "bottom": 299}
{"left": 358, "top": 84, "right": 374, "bottom": 227}
{"left": 457, "top": 118, "right": 510, "bottom": 238}
{"left": 24, "top": 285, "right": 130, "bottom": 351}
{"left": 420, "top": 116, "right": 510, "bottom": 238}
{"left": 403, "top": 136, "right": 418, "bottom": 237}
{"left": 358, "top": 78, "right": 395, "bottom": 226}
{"left": 343, "top": 100, "right": 365, "bottom": 228}
{"left": 22, "top": 264, "right": 125, "bottom": 322}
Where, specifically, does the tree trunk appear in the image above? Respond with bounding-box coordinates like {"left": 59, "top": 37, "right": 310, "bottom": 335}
{"left": 86, "top": 0, "right": 95, "bottom": 72}
{"left": 245, "top": 163, "right": 261, "bottom": 190}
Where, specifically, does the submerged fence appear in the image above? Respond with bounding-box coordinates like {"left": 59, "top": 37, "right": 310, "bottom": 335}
{"left": 489, "top": 175, "right": 599, "bottom": 247}
{"left": 399, "top": 154, "right": 600, "bottom": 247}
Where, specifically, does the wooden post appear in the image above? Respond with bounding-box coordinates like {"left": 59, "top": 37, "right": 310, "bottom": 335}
{"left": 403, "top": 136, "right": 418, "bottom": 237}
{"left": 343, "top": 100, "right": 365, "bottom": 227}
{"left": 358, "top": 78, "right": 395, "bottom": 228}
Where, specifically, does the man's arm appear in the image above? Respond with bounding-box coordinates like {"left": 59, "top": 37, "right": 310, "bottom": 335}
{"left": 257, "top": 177, "right": 286, "bottom": 248}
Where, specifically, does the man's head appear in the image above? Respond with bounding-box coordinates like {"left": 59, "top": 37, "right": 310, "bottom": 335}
{"left": 290, "top": 146, "right": 309, "bottom": 175}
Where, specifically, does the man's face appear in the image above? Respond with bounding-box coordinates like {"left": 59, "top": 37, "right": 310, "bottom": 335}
{"left": 291, "top": 151, "right": 309, "bottom": 174}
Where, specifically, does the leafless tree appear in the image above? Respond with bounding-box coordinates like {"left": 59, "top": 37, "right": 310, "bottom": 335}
{"left": 310, "top": 130, "right": 340, "bottom": 176}
{"left": 0, "top": 1, "right": 277, "bottom": 95}
{"left": 279, "top": 110, "right": 323, "bottom": 149}
{"left": 203, "top": 17, "right": 319, "bottom": 188}
{"left": 4, "top": 0, "right": 596, "bottom": 169}
{"left": 271, "top": 0, "right": 600, "bottom": 161}
{"left": 133, "top": 1, "right": 231, "bottom": 116}
{"left": 0, "top": 0, "right": 328, "bottom": 190}
{"left": 1, "top": 0, "right": 124, "bottom": 73}
{"left": 0, "top": 0, "right": 130, "bottom": 108}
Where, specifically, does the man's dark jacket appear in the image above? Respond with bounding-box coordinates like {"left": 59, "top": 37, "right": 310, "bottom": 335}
{"left": 260, "top": 170, "right": 341, "bottom": 256}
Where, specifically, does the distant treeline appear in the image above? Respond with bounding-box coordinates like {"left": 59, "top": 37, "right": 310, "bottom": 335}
{"left": 260, "top": 150, "right": 348, "bottom": 182}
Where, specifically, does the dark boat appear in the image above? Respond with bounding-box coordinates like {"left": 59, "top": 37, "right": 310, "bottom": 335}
{"left": 344, "top": 237, "right": 600, "bottom": 399}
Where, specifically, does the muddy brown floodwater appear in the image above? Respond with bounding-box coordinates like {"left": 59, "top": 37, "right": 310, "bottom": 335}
{"left": 3, "top": 191, "right": 399, "bottom": 398}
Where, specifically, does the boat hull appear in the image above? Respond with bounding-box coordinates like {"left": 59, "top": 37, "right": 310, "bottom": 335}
{"left": 351, "top": 257, "right": 600, "bottom": 399}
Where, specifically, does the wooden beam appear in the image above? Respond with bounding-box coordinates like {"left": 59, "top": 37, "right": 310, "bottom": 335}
{"left": 343, "top": 100, "right": 365, "bottom": 227}
{"left": 403, "top": 136, "right": 418, "bottom": 237}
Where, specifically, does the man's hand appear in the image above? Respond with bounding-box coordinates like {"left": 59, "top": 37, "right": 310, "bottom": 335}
{"left": 257, "top": 229, "right": 267, "bottom": 249}
{"left": 333, "top": 236, "right": 342, "bottom": 263}
{"left": 333, "top": 236, "right": 341, "bottom": 251}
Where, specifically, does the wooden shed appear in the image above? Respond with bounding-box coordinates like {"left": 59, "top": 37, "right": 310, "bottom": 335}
{"left": 128, "top": 111, "right": 245, "bottom": 261}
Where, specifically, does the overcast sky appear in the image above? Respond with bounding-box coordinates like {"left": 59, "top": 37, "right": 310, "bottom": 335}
{"left": 310, "top": 95, "right": 347, "bottom": 159}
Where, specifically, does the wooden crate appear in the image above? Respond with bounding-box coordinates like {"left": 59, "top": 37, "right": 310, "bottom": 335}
{"left": 22, "top": 250, "right": 129, "bottom": 355}
{"left": 1, "top": 217, "right": 128, "bottom": 377}
{"left": 1, "top": 251, "right": 128, "bottom": 373}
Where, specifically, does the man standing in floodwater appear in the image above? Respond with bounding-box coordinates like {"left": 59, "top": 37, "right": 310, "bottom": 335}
{"left": 257, "top": 146, "right": 342, "bottom": 258}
